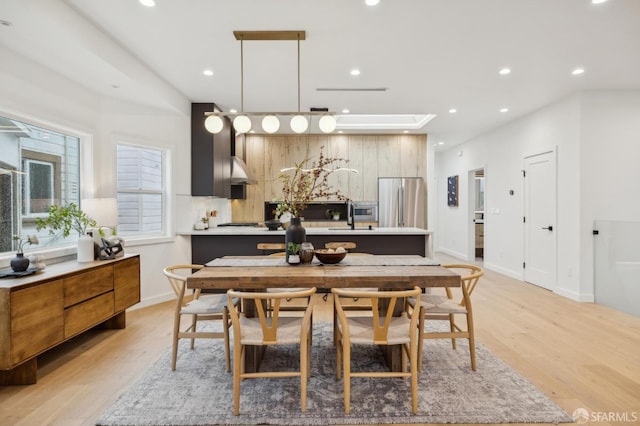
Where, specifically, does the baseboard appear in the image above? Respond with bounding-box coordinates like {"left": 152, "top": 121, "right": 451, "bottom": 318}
{"left": 555, "top": 286, "right": 594, "bottom": 302}
{"left": 130, "top": 291, "right": 175, "bottom": 311}
{"left": 483, "top": 262, "right": 524, "bottom": 281}
{"left": 436, "top": 247, "right": 468, "bottom": 261}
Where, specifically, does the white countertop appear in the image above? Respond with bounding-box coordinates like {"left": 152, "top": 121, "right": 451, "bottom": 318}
{"left": 177, "top": 226, "right": 431, "bottom": 236}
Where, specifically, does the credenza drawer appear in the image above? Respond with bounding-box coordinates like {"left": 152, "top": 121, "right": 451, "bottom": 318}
{"left": 9, "top": 281, "right": 64, "bottom": 365}
{"left": 64, "top": 292, "right": 115, "bottom": 338}
{"left": 63, "top": 266, "right": 114, "bottom": 308}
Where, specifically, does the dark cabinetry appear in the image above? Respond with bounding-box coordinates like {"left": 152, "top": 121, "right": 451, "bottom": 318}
{"left": 191, "top": 103, "right": 231, "bottom": 198}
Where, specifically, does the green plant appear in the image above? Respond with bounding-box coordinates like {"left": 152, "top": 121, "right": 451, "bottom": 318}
{"left": 286, "top": 242, "right": 301, "bottom": 255}
{"left": 276, "top": 146, "right": 348, "bottom": 218}
{"left": 35, "top": 203, "right": 97, "bottom": 237}
{"left": 12, "top": 234, "right": 39, "bottom": 254}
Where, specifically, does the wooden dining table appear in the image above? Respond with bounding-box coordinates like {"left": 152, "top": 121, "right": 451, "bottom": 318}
{"left": 186, "top": 255, "right": 460, "bottom": 372}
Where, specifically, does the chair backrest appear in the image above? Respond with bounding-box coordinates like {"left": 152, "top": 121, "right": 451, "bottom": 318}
{"left": 257, "top": 242, "right": 286, "bottom": 250}
{"left": 162, "top": 264, "right": 205, "bottom": 299}
{"left": 333, "top": 286, "right": 421, "bottom": 344}
{"left": 325, "top": 242, "right": 356, "bottom": 251}
{"left": 441, "top": 264, "right": 484, "bottom": 306}
{"left": 227, "top": 287, "right": 316, "bottom": 344}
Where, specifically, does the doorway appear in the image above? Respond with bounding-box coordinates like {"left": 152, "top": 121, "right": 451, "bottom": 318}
{"left": 468, "top": 168, "right": 485, "bottom": 261}
{"left": 523, "top": 150, "right": 557, "bottom": 291}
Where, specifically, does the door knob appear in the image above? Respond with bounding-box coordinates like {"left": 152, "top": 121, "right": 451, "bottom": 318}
{"left": 541, "top": 226, "right": 553, "bottom": 231}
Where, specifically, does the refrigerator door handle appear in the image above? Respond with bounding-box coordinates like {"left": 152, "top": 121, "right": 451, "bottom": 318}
{"left": 398, "top": 185, "right": 405, "bottom": 227}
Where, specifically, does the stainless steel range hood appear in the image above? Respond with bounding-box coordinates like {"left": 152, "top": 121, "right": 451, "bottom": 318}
{"left": 230, "top": 155, "right": 256, "bottom": 184}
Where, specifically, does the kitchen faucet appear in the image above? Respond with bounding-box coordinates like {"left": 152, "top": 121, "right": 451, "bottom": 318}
{"left": 347, "top": 200, "right": 355, "bottom": 230}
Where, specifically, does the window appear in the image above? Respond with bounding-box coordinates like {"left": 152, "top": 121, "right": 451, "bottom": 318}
{"left": 0, "top": 114, "right": 80, "bottom": 254}
{"left": 116, "top": 143, "right": 166, "bottom": 237}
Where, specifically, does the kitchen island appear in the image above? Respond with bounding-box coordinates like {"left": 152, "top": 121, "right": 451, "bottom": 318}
{"left": 177, "top": 226, "right": 433, "bottom": 265}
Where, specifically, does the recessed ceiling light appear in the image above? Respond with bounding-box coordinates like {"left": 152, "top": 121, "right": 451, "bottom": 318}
{"left": 342, "top": 109, "right": 350, "bottom": 114}
{"left": 365, "top": 0, "right": 381, "bottom": 5}
{"left": 500, "top": 108, "right": 509, "bottom": 113}
{"left": 338, "top": 130, "right": 344, "bottom": 134}
{"left": 592, "top": 0, "right": 608, "bottom": 4}
{"left": 449, "top": 108, "right": 457, "bottom": 114}
{"left": 139, "top": 0, "right": 155, "bottom": 7}
{"left": 572, "top": 68, "right": 585, "bottom": 75}
{"left": 499, "top": 68, "right": 511, "bottom": 75}
{"left": 437, "top": 141, "right": 445, "bottom": 145}
{"left": 229, "top": 109, "right": 237, "bottom": 113}
{"left": 403, "top": 130, "right": 409, "bottom": 134}
{"left": 350, "top": 69, "right": 361, "bottom": 76}
{"left": 203, "top": 69, "right": 214, "bottom": 76}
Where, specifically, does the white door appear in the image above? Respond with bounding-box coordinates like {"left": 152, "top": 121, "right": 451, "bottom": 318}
{"left": 523, "top": 151, "right": 556, "bottom": 290}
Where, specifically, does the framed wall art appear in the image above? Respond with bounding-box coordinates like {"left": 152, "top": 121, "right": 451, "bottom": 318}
{"left": 447, "top": 175, "right": 458, "bottom": 207}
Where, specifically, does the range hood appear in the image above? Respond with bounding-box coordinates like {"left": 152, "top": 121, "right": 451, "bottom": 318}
{"left": 230, "top": 156, "right": 256, "bottom": 184}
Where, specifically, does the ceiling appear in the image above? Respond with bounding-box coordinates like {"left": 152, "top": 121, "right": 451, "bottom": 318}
{"left": 1, "top": 0, "right": 639, "bottom": 148}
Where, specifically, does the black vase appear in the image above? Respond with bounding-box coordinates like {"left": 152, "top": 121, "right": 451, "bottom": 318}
{"left": 285, "top": 217, "right": 306, "bottom": 264}
{"left": 10, "top": 253, "right": 30, "bottom": 272}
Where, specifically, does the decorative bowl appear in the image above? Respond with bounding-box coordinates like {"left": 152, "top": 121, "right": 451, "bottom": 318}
{"left": 314, "top": 249, "right": 347, "bottom": 264}
{"left": 264, "top": 220, "right": 283, "bottom": 231}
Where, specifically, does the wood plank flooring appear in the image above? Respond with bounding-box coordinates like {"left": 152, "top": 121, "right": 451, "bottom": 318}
{"left": 1, "top": 253, "right": 639, "bottom": 426}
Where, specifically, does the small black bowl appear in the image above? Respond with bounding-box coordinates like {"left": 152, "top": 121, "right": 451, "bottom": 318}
{"left": 264, "top": 220, "right": 283, "bottom": 231}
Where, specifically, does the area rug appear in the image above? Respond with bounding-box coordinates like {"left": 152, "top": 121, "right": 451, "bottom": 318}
{"left": 97, "top": 322, "right": 573, "bottom": 425}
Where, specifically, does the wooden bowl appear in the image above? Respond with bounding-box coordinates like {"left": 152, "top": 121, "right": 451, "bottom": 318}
{"left": 314, "top": 249, "right": 347, "bottom": 264}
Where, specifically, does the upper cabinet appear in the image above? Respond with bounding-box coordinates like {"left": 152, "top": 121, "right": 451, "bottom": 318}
{"left": 191, "top": 103, "right": 231, "bottom": 198}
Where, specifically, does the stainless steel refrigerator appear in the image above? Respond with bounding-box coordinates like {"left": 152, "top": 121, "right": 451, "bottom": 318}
{"left": 378, "top": 177, "right": 426, "bottom": 228}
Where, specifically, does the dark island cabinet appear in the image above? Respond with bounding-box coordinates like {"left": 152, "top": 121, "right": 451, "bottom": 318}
{"left": 191, "top": 103, "right": 231, "bottom": 198}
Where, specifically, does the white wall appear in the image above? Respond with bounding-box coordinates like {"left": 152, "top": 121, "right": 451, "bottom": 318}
{"left": 579, "top": 91, "right": 640, "bottom": 298}
{"left": 434, "top": 90, "right": 640, "bottom": 303}
{"left": 0, "top": 46, "right": 193, "bottom": 308}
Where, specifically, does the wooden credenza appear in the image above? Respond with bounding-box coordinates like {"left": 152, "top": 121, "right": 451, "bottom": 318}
{"left": 0, "top": 254, "right": 140, "bottom": 385}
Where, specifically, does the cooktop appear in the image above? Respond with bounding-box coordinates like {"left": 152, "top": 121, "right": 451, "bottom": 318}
{"left": 217, "top": 222, "right": 259, "bottom": 227}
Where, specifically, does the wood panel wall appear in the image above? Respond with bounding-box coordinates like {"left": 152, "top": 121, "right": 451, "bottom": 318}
{"left": 232, "top": 134, "right": 428, "bottom": 222}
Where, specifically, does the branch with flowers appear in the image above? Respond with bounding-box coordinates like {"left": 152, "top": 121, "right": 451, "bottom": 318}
{"left": 13, "top": 234, "right": 39, "bottom": 254}
{"left": 275, "top": 146, "right": 352, "bottom": 219}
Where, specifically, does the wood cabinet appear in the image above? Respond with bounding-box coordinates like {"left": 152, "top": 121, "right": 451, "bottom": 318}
{"left": 0, "top": 254, "right": 140, "bottom": 385}
{"left": 191, "top": 103, "right": 231, "bottom": 198}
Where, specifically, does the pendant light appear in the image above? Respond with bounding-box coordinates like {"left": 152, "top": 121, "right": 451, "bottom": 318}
{"left": 204, "top": 31, "right": 336, "bottom": 135}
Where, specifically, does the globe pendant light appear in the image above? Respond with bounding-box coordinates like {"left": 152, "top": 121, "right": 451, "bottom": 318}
{"left": 290, "top": 115, "right": 308, "bottom": 133}
{"left": 262, "top": 115, "right": 280, "bottom": 133}
{"left": 204, "top": 115, "right": 224, "bottom": 134}
{"left": 233, "top": 115, "right": 251, "bottom": 134}
{"left": 319, "top": 115, "right": 337, "bottom": 133}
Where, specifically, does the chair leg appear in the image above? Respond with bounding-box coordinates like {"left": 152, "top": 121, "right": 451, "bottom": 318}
{"left": 171, "top": 315, "right": 180, "bottom": 371}
{"left": 233, "top": 344, "right": 242, "bottom": 416}
{"left": 301, "top": 331, "right": 308, "bottom": 412}
{"left": 417, "top": 307, "right": 425, "bottom": 372}
{"left": 449, "top": 313, "right": 457, "bottom": 349}
{"left": 343, "top": 343, "right": 351, "bottom": 414}
{"left": 223, "top": 308, "right": 231, "bottom": 373}
{"left": 410, "top": 342, "right": 418, "bottom": 414}
{"left": 190, "top": 314, "right": 197, "bottom": 349}
{"left": 467, "top": 312, "right": 477, "bottom": 371}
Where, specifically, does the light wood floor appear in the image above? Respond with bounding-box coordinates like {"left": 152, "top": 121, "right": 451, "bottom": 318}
{"left": 1, "top": 253, "right": 639, "bottom": 426}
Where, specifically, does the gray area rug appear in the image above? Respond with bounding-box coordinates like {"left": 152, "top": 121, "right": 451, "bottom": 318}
{"left": 97, "top": 322, "right": 573, "bottom": 425}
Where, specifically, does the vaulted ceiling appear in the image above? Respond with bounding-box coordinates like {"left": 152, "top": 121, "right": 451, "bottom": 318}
{"left": 1, "top": 0, "right": 639, "bottom": 148}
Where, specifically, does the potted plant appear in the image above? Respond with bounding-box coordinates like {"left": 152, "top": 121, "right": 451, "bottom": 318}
{"left": 10, "top": 234, "right": 39, "bottom": 272}
{"left": 35, "top": 203, "right": 97, "bottom": 262}
{"left": 286, "top": 242, "right": 302, "bottom": 264}
{"left": 276, "top": 146, "right": 349, "bottom": 259}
